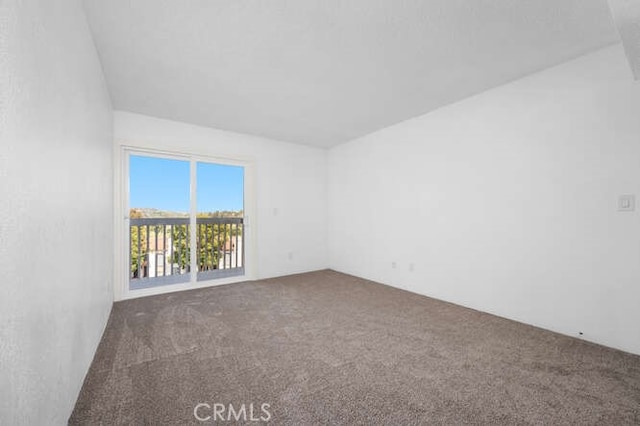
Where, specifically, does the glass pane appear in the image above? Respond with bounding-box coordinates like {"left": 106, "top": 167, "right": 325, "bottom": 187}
{"left": 129, "top": 155, "right": 190, "bottom": 289}
{"left": 196, "top": 162, "right": 244, "bottom": 279}
{"left": 130, "top": 155, "right": 190, "bottom": 218}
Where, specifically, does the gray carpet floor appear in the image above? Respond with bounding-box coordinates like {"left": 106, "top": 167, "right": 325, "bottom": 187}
{"left": 70, "top": 270, "right": 640, "bottom": 424}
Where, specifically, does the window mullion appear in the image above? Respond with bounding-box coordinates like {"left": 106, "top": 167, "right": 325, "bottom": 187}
{"left": 189, "top": 158, "right": 197, "bottom": 284}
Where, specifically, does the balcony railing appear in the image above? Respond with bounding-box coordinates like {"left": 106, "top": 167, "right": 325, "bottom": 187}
{"left": 129, "top": 217, "right": 244, "bottom": 290}
{"left": 196, "top": 217, "right": 244, "bottom": 281}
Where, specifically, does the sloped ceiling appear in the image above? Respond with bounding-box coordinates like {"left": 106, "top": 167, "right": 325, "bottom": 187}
{"left": 83, "top": 0, "right": 619, "bottom": 147}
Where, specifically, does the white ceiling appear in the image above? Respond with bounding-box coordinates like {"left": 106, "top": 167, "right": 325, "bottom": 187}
{"left": 83, "top": 0, "right": 618, "bottom": 148}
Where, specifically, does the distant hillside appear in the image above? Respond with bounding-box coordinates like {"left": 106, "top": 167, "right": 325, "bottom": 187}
{"left": 130, "top": 208, "right": 188, "bottom": 218}
{"left": 130, "top": 208, "right": 243, "bottom": 218}
{"left": 197, "top": 210, "right": 244, "bottom": 218}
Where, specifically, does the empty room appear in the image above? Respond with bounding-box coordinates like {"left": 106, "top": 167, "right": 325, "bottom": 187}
{"left": 2, "top": 0, "right": 640, "bottom": 424}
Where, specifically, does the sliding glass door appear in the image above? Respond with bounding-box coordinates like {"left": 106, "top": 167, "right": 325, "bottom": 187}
{"left": 127, "top": 152, "right": 245, "bottom": 292}
{"left": 196, "top": 161, "right": 245, "bottom": 281}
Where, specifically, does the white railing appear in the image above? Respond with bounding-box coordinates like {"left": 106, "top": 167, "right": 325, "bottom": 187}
{"left": 129, "top": 217, "right": 244, "bottom": 289}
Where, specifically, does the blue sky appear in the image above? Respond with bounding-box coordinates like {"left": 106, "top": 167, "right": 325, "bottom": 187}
{"left": 130, "top": 155, "right": 244, "bottom": 212}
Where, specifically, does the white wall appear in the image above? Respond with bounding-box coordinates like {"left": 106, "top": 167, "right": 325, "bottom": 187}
{"left": 328, "top": 44, "right": 640, "bottom": 355}
{"left": 0, "top": 1, "right": 113, "bottom": 424}
{"left": 114, "top": 111, "right": 327, "bottom": 298}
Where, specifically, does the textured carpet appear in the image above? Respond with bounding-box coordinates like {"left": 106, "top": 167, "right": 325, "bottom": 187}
{"left": 70, "top": 270, "right": 640, "bottom": 424}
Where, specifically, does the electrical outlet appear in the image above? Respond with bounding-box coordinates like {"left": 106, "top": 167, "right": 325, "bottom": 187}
{"left": 409, "top": 263, "right": 415, "bottom": 272}
{"left": 618, "top": 194, "right": 635, "bottom": 212}
{"left": 391, "top": 262, "right": 397, "bottom": 269}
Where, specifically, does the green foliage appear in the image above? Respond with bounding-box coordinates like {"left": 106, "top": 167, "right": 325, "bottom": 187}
{"left": 197, "top": 224, "right": 218, "bottom": 271}
{"left": 130, "top": 225, "right": 146, "bottom": 277}
{"left": 171, "top": 224, "right": 190, "bottom": 273}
